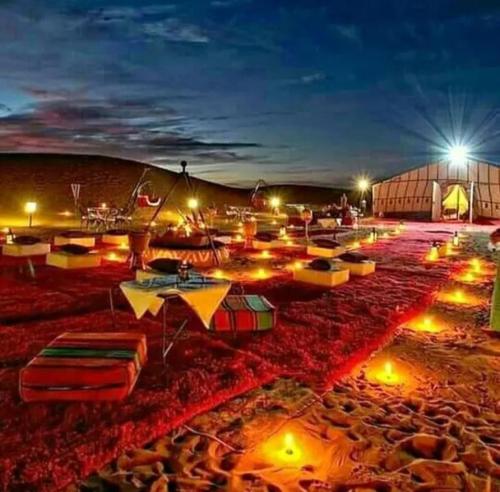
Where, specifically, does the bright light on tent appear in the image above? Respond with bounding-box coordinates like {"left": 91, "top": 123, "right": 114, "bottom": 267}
{"left": 448, "top": 145, "right": 468, "bottom": 166}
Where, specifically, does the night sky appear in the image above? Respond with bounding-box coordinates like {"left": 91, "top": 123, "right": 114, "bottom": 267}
{"left": 1, "top": 0, "right": 499, "bottom": 187}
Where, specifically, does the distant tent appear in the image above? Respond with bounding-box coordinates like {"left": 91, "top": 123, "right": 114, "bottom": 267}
{"left": 372, "top": 158, "right": 500, "bottom": 221}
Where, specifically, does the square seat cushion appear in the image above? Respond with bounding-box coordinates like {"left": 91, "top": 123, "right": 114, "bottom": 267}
{"left": 20, "top": 332, "right": 147, "bottom": 402}
{"left": 54, "top": 235, "right": 95, "bottom": 248}
{"left": 46, "top": 251, "right": 101, "bottom": 269}
{"left": 307, "top": 244, "right": 345, "bottom": 258}
{"left": 210, "top": 295, "right": 276, "bottom": 332}
{"left": 294, "top": 264, "right": 350, "bottom": 287}
{"left": 2, "top": 243, "right": 51, "bottom": 257}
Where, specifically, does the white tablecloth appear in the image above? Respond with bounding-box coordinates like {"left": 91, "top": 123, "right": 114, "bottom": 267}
{"left": 120, "top": 272, "right": 231, "bottom": 328}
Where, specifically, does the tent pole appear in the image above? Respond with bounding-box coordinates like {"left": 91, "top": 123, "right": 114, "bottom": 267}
{"left": 469, "top": 181, "right": 474, "bottom": 224}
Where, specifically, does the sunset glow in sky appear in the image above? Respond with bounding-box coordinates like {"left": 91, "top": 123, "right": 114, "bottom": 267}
{"left": 1, "top": 0, "right": 499, "bottom": 186}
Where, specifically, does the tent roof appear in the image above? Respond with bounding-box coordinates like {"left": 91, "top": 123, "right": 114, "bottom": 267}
{"left": 376, "top": 157, "right": 500, "bottom": 185}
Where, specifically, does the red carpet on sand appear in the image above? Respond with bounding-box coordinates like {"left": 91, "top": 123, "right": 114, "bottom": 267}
{"left": 0, "top": 228, "right": 456, "bottom": 490}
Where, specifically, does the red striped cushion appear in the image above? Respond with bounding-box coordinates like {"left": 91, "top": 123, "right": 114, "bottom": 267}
{"left": 20, "top": 332, "right": 147, "bottom": 402}
{"left": 210, "top": 295, "right": 276, "bottom": 332}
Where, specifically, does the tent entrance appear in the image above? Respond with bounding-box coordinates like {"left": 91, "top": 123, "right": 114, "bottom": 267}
{"left": 442, "top": 184, "right": 469, "bottom": 221}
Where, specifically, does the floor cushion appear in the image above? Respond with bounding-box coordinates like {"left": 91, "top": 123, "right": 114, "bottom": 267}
{"left": 20, "top": 332, "right": 147, "bottom": 402}
{"left": 210, "top": 295, "right": 276, "bottom": 332}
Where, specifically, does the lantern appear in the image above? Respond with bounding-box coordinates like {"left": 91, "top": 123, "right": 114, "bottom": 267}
{"left": 426, "top": 241, "right": 439, "bottom": 262}
{"left": 301, "top": 208, "right": 313, "bottom": 241}
{"left": 128, "top": 230, "right": 151, "bottom": 270}
{"left": 243, "top": 219, "right": 258, "bottom": 248}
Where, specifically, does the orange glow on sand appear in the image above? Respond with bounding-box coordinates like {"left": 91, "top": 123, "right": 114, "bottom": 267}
{"left": 470, "top": 258, "right": 482, "bottom": 274}
{"left": 253, "top": 268, "right": 270, "bottom": 280}
{"left": 406, "top": 315, "right": 444, "bottom": 334}
{"left": 260, "top": 429, "right": 311, "bottom": 467}
{"left": 438, "top": 288, "right": 481, "bottom": 306}
{"left": 456, "top": 271, "right": 477, "bottom": 283}
{"left": 364, "top": 358, "right": 417, "bottom": 390}
{"left": 375, "top": 361, "right": 401, "bottom": 385}
{"left": 106, "top": 252, "right": 122, "bottom": 262}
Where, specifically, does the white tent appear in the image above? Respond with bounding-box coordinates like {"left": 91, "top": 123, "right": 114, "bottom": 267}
{"left": 372, "top": 158, "right": 500, "bottom": 221}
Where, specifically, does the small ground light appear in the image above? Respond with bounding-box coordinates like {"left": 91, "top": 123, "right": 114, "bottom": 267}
{"left": 376, "top": 360, "right": 400, "bottom": 385}
{"left": 270, "top": 197, "right": 281, "bottom": 208}
{"left": 187, "top": 197, "right": 199, "bottom": 209}
{"left": 24, "top": 202, "right": 37, "bottom": 227}
{"left": 470, "top": 258, "right": 481, "bottom": 274}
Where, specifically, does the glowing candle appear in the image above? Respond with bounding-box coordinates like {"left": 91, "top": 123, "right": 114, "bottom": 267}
{"left": 285, "top": 240, "right": 294, "bottom": 246}
{"left": 234, "top": 234, "right": 243, "bottom": 242}
{"left": 453, "top": 289, "right": 465, "bottom": 303}
{"left": 283, "top": 433, "right": 296, "bottom": 456}
{"left": 350, "top": 240, "right": 361, "bottom": 249}
{"left": 119, "top": 242, "right": 128, "bottom": 250}
{"left": 254, "top": 268, "right": 268, "bottom": 280}
{"left": 106, "top": 252, "right": 119, "bottom": 262}
{"left": 376, "top": 360, "right": 400, "bottom": 385}
{"left": 461, "top": 272, "right": 475, "bottom": 283}
{"left": 452, "top": 231, "right": 459, "bottom": 247}
{"left": 260, "top": 250, "right": 271, "bottom": 259}
{"left": 426, "top": 245, "right": 439, "bottom": 262}
{"left": 293, "top": 260, "right": 303, "bottom": 270}
{"left": 470, "top": 258, "right": 481, "bottom": 274}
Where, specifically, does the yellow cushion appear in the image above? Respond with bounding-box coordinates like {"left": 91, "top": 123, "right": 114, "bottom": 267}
{"left": 102, "top": 234, "right": 129, "bottom": 245}
{"left": 46, "top": 252, "right": 101, "bottom": 269}
{"left": 307, "top": 245, "right": 346, "bottom": 258}
{"left": 2, "top": 243, "right": 51, "bottom": 257}
{"left": 293, "top": 266, "right": 350, "bottom": 287}
{"left": 54, "top": 236, "right": 95, "bottom": 247}
{"left": 333, "top": 260, "right": 376, "bottom": 276}
{"left": 252, "top": 239, "right": 273, "bottom": 250}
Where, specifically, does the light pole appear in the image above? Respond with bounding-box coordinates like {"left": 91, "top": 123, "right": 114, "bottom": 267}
{"left": 24, "top": 202, "right": 37, "bottom": 228}
{"left": 357, "top": 179, "right": 369, "bottom": 216}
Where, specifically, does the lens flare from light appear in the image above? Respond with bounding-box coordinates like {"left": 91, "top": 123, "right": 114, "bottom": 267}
{"left": 448, "top": 145, "right": 468, "bottom": 166}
